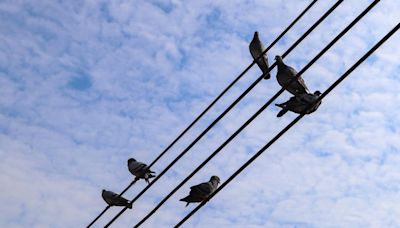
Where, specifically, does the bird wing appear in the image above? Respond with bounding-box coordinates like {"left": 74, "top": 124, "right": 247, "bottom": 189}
{"left": 129, "top": 162, "right": 148, "bottom": 173}
{"left": 110, "top": 191, "right": 119, "bottom": 199}
{"left": 286, "top": 65, "right": 298, "bottom": 75}
{"left": 296, "top": 76, "right": 310, "bottom": 94}
{"left": 190, "top": 182, "right": 213, "bottom": 196}
{"left": 276, "top": 96, "right": 297, "bottom": 108}
{"left": 286, "top": 66, "right": 310, "bottom": 95}
{"left": 279, "top": 65, "right": 309, "bottom": 95}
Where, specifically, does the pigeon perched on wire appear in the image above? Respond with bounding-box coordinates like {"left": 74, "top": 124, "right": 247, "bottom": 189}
{"left": 102, "top": 190, "right": 132, "bottom": 209}
{"left": 249, "top": 31, "right": 271, "bottom": 79}
{"left": 127, "top": 158, "right": 156, "bottom": 183}
{"left": 275, "top": 55, "right": 310, "bottom": 95}
{"left": 180, "top": 176, "right": 220, "bottom": 207}
{"left": 275, "top": 91, "right": 322, "bottom": 117}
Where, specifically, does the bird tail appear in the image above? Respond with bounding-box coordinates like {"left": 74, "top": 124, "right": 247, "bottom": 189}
{"left": 144, "top": 173, "right": 156, "bottom": 184}
{"left": 277, "top": 109, "right": 288, "bottom": 118}
{"left": 127, "top": 202, "right": 133, "bottom": 209}
{"left": 180, "top": 196, "right": 190, "bottom": 207}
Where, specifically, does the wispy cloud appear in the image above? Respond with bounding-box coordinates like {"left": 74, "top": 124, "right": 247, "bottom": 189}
{"left": 0, "top": 0, "right": 399, "bottom": 227}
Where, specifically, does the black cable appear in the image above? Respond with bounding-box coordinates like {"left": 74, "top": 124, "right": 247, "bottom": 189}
{"left": 175, "top": 21, "right": 400, "bottom": 228}
{"left": 147, "top": 0, "right": 318, "bottom": 169}
{"left": 104, "top": 1, "right": 343, "bottom": 227}
{"left": 134, "top": 1, "right": 379, "bottom": 226}
{"left": 86, "top": 1, "right": 318, "bottom": 227}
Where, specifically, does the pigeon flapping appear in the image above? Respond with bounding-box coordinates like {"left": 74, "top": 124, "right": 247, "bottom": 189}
{"left": 127, "top": 158, "right": 156, "bottom": 183}
{"left": 275, "top": 91, "right": 322, "bottom": 117}
{"left": 275, "top": 55, "right": 310, "bottom": 95}
{"left": 249, "top": 31, "right": 271, "bottom": 79}
{"left": 180, "top": 176, "right": 220, "bottom": 207}
{"left": 102, "top": 190, "right": 132, "bottom": 209}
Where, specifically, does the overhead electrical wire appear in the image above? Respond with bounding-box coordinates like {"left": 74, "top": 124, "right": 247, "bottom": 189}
{"left": 175, "top": 21, "right": 400, "bottom": 228}
{"left": 133, "top": 1, "right": 380, "bottom": 226}
{"left": 86, "top": 1, "right": 318, "bottom": 226}
{"left": 103, "top": 1, "right": 344, "bottom": 227}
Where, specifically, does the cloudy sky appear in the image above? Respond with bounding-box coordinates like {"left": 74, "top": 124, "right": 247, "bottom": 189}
{"left": 1, "top": 0, "right": 399, "bottom": 227}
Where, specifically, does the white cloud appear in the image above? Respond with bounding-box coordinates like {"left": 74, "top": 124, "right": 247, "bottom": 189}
{"left": 0, "top": 0, "right": 399, "bottom": 227}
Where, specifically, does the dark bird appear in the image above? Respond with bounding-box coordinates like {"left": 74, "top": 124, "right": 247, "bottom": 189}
{"left": 249, "top": 31, "right": 271, "bottom": 79}
{"left": 276, "top": 91, "right": 322, "bottom": 117}
{"left": 180, "top": 176, "right": 220, "bottom": 207}
{"left": 101, "top": 190, "right": 132, "bottom": 209}
{"left": 128, "top": 158, "right": 156, "bottom": 183}
{"left": 275, "top": 55, "right": 310, "bottom": 95}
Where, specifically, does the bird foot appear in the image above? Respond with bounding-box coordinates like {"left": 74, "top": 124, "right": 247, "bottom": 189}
{"left": 263, "top": 74, "right": 271, "bottom": 80}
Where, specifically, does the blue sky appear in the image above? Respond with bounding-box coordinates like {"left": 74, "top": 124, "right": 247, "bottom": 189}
{"left": 0, "top": 0, "right": 400, "bottom": 227}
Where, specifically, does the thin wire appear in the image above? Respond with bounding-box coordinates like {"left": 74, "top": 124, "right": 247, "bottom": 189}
{"left": 104, "top": 1, "right": 343, "bottom": 227}
{"left": 147, "top": 0, "right": 318, "bottom": 169}
{"left": 88, "top": 206, "right": 110, "bottom": 227}
{"left": 134, "top": 1, "right": 379, "bottom": 226}
{"left": 175, "top": 21, "right": 400, "bottom": 228}
{"left": 86, "top": 1, "right": 318, "bottom": 226}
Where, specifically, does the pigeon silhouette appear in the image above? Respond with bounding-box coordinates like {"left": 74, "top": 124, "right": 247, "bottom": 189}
{"left": 275, "top": 55, "right": 310, "bottom": 95}
{"left": 180, "top": 176, "right": 220, "bottom": 207}
{"left": 249, "top": 31, "right": 271, "bottom": 79}
{"left": 128, "top": 158, "right": 156, "bottom": 183}
{"left": 102, "top": 190, "right": 132, "bottom": 209}
{"left": 276, "top": 91, "right": 322, "bottom": 117}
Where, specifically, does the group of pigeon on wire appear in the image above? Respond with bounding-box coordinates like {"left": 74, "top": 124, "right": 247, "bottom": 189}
{"left": 100, "top": 31, "right": 321, "bottom": 211}
{"left": 250, "top": 31, "right": 321, "bottom": 117}
{"left": 102, "top": 158, "right": 220, "bottom": 208}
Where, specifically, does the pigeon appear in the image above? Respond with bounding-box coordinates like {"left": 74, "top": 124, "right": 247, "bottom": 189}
{"left": 180, "top": 176, "right": 220, "bottom": 207}
{"left": 249, "top": 31, "right": 271, "bottom": 79}
{"left": 275, "top": 91, "right": 322, "bottom": 117}
{"left": 101, "top": 190, "right": 132, "bottom": 209}
{"left": 127, "top": 158, "right": 156, "bottom": 183}
{"left": 275, "top": 55, "right": 310, "bottom": 95}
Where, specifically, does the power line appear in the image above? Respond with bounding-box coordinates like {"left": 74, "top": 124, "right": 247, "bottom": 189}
{"left": 87, "top": 0, "right": 318, "bottom": 228}
{"left": 175, "top": 21, "right": 400, "bottom": 228}
{"left": 86, "top": 1, "right": 318, "bottom": 227}
{"left": 146, "top": 0, "right": 318, "bottom": 170}
{"left": 133, "top": 1, "right": 380, "bottom": 226}
{"left": 104, "top": 1, "right": 343, "bottom": 227}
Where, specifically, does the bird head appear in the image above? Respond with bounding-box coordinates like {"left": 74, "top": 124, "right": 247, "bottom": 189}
{"left": 253, "top": 31, "right": 259, "bottom": 38}
{"left": 102, "top": 189, "right": 106, "bottom": 193}
{"left": 127, "top": 158, "right": 136, "bottom": 164}
{"left": 314, "top": 90, "right": 322, "bottom": 96}
{"left": 275, "top": 55, "right": 283, "bottom": 63}
{"left": 210, "top": 176, "right": 220, "bottom": 183}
